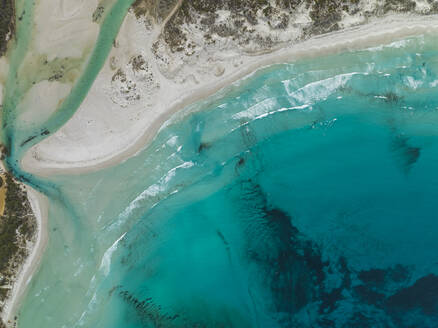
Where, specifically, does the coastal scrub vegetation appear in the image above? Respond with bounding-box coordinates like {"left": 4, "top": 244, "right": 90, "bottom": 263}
{"left": 133, "top": 0, "right": 438, "bottom": 53}
{"left": 0, "top": 174, "right": 36, "bottom": 327}
{"left": 0, "top": 0, "right": 14, "bottom": 57}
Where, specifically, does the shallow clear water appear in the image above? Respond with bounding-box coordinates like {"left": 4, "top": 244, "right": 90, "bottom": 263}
{"left": 1, "top": 0, "right": 134, "bottom": 174}
{"left": 13, "top": 34, "right": 438, "bottom": 327}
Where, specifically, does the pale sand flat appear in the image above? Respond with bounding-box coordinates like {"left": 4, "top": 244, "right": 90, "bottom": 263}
{"left": 22, "top": 14, "right": 438, "bottom": 176}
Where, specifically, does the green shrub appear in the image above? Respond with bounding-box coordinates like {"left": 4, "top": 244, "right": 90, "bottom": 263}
{"left": 0, "top": 0, "right": 14, "bottom": 56}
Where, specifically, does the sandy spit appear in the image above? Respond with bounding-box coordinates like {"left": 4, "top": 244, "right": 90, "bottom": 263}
{"left": 5, "top": 11, "right": 438, "bottom": 326}
{"left": 22, "top": 14, "right": 438, "bottom": 176}
{"left": 1, "top": 187, "right": 48, "bottom": 326}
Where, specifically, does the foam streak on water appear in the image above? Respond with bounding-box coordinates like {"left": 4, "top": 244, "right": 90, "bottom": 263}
{"left": 16, "top": 34, "right": 438, "bottom": 327}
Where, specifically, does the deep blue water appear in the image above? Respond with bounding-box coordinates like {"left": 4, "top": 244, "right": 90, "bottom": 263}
{"left": 16, "top": 35, "right": 438, "bottom": 327}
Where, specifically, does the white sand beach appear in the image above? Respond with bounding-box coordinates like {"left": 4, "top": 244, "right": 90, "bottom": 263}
{"left": 21, "top": 13, "right": 438, "bottom": 176}
{"left": 2, "top": 4, "right": 438, "bottom": 325}
{"left": 1, "top": 188, "right": 48, "bottom": 326}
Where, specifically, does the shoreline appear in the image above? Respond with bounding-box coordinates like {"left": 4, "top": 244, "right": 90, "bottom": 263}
{"left": 21, "top": 13, "right": 438, "bottom": 177}
{"left": 1, "top": 187, "right": 48, "bottom": 326}
{"left": 4, "top": 11, "right": 438, "bottom": 327}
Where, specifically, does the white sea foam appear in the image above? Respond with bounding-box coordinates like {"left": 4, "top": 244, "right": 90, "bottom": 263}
{"left": 404, "top": 76, "right": 423, "bottom": 89}
{"left": 116, "top": 161, "right": 195, "bottom": 222}
{"left": 166, "top": 135, "right": 179, "bottom": 147}
{"left": 99, "top": 232, "right": 126, "bottom": 276}
{"left": 77, "top": 290, "right": 99, "bottom": 327}
{"left": 232, "top": 97, "right": 278, "bottom": 120}
{"left": 232, "top": 73, "right": 356, "bottom": 122}
{"left": 366, "top": 38, "right": 411, "bottom": 52}
{"left": 230, "top": 104, "right": 312, "bottom": 133}
{"left": 284, "top": 72, "right": 358, "bottom": 104}
{"left": 430, "top": 79, "right": 438, "bottom": 87}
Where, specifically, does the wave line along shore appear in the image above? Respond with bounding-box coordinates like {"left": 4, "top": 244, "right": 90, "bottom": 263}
{"left": 4, "top": 10, "right": 438, "bottom": 328}
{"left": 22, "top": 14, "right": 438, "bottom": 176}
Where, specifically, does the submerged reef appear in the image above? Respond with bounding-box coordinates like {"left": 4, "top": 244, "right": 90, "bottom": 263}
{"left": 1, "top": 0, "right": 438, "bottom": 326}
{"left": 111, "top": 172, "right": 438, "bottom": 327}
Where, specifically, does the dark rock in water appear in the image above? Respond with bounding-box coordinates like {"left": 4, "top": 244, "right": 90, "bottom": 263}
{"left": 216, "top": 230, "right": 229, "bottom": 246}
{"left": 390, "top": 135, "right": 421, "bottom": 174}
{"left": 235, "top": 177, "right": 438, "bottom": 327}
{"left": 240, "top": 182, "right": 330, "bottom": 319}
{"left": 198, "top": 142, "right": 211, "bottom": 153}
{"left": 383, "top": 92, "right": 402, "bottom": 103}
{"left": 19, "top": 135, "right": 37, "bottom": 147}
{"left": 388, "top": 264, "right": 410, "bottom": 283}
{"left": 359, "top": 268, "right": 387, "bottom": 286}
{"left": 41, "top": 129, "right": 50, "bottom": 136}
{"left": 318, "top": 257, "right": 352, "bottom": 315}
{"left": 405, "top": 146, "right": 420, "bottom": 167}
{"left": 118, "top": 287, "right": 250, "bottom": 327}
{"left": 386, "top": 274, "right": 438, "bottom": 316}
{"left": 344, "top": 312, "right": 385, "bottom": 328}
{"left": 354, "top": 285, "right": 386, "bottom": 305}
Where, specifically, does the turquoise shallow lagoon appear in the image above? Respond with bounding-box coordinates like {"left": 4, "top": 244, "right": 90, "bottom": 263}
{"left": 12, "top": 34, "right": 438, "bottom": 327}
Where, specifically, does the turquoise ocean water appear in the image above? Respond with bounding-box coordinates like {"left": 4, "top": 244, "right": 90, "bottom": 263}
{"left": 4, "top": 8, "right": 438, "bottom": 327}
